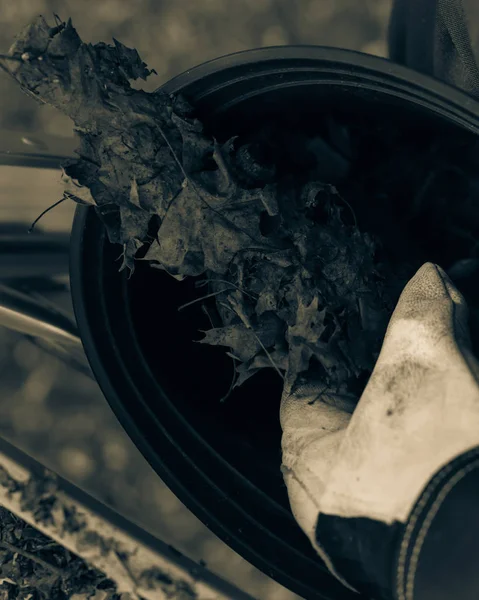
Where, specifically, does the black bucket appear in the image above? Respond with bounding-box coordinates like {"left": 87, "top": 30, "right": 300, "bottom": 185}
{"left": 70, "top": 46, "right": 479, "bottom": 600}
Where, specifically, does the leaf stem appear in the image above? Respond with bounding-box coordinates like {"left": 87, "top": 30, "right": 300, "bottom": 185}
{"left": 338, "top": 194, "right": 357, "bottom": 228}
{"left": 28, "top": 196, "right": 68, "bottom": 233}
{"left": 220, "top": 300, "right": 284, "bottom": 381}
{"left": 177, "top": 289, "right": 230, "bottom": 312}
{"left": 196, "top": 278, "right": 258, "bottom": 299}
{"left": 219, "top": 355, "right": 238, "bottom": 402}
{"left": 201, "top": 304, "right": 215, "bottom": 328}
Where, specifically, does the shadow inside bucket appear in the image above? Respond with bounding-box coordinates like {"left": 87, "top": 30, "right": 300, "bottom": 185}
{"left": 126, "top": 89, "right": 479, "bottom": 508}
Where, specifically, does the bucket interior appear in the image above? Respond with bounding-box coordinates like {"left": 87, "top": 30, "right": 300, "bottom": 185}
{"left": 124, "top": 81, "right": 479, "bottom": 507}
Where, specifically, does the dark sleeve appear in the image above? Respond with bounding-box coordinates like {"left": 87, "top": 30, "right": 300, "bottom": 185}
{"left": 388, "top": 0, "right": 479, "bottom": 97}
{"left": 315, "top": 445, "right": 479, "bottom": 600}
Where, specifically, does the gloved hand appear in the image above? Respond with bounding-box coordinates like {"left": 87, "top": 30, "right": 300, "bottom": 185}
{"left": 281, "top": 262, "right": 479, "bottom": 598}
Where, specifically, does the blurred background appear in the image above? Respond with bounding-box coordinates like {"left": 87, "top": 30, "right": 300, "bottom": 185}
{"left": 0, "top": 1, "right": 391, "bottom": 598}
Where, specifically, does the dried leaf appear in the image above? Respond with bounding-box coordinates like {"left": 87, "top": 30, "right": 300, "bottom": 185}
{"left": 4, "top": 15, "right": 408, "bottom": 400}
{"left": 111, "top": 37, "right": 154, "bottom": 80}
{"left": 285, "top": 295, "right": 325, "bottom": 388}
{"left": 255, "top": 289, "right": 277, "bottom": 316}
{"left": 129, "top": 177, "right": 141, "bottom": 208}
{"left": 233, "top": 348, "right": 288, "bottom": 387}
{"left": 0, "top": 506, "right": 117, "bottom": 600}
{"left": 197, "top": 311, "right": 283, "bottom": 362}
{"left": 197, "top": 324, "right": 261, "bottom": 362}
{"left": 144, "top": 177, "right": 275, "bottom": 277}
{"left": 61, "top": 169, "right": 96, "bottom": 206}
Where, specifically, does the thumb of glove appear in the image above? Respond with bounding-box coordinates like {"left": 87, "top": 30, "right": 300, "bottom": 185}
{"left": 318, "top": 262, "right": 479, "bottom": 525}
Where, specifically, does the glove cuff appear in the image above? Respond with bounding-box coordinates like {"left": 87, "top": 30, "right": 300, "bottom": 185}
{"left": 315, "top": 445, "right": 479, "bottom": 600}
{"left": 394, "top": 444, "right": 479, "bottom": 600}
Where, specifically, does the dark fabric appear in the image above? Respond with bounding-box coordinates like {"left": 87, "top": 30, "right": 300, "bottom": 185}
{"left": 315, "top": 513, "right": 404, "bottom": 600}
{"left": 314, "top": 447, "right": 479, "bottom": 600}
{"left": 387, "top": 0, "right": 437, "bottom": 78}
{"left": 394, "top": 446, "right": 479, "bottom": 600}
{"left": 435, "top": 0, "right": 479, "bottom": 94}
{"left": 388, "top": 0, "right": 479, "bottom": 98}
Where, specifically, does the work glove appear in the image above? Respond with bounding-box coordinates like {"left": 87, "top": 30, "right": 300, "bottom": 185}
{"left": 281, "top": 262, "right": 479, "bottom": 599}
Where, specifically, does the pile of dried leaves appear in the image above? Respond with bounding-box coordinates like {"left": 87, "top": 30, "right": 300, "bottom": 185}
{"left": 0, "top": 492, "right": 117, "bottom": 600}
{"left": 0, "top": 507, "right": 117, "bottom": 600}
{"left": 0, "top": 464, "right": 198, "bottom": 600}
{"left": 4, "top": 14, "right": 478, "bottom": 403}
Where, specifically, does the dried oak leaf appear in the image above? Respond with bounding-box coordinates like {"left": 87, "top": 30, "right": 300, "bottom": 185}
{"left": 111, "top": 37, "right": 155, "bottom": 80}
{"left": 284, "top": 285, "right": 352, "bottom": 393}
{"left": 234, "top": 348, "right": 289, "bottom": 387}
{"left": 285, "top": 294, "right": 325, "bottom": 386}
{"left": 144, "top": 175, "right": 277, "bottom": 278}
{"left": 5, "top": 15, "right": 184, "bottom": 273}
{"left": 198, "top": 324, "right": 260, "bottom": 363}
{"left": 197, "top": 311, "right": 283, "bottom": 363}
{"left": 60, "top": 169, "right": 96, "bottom": 206}
{"left": 251, "top": 260, "right": 289, "bottom": 316}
